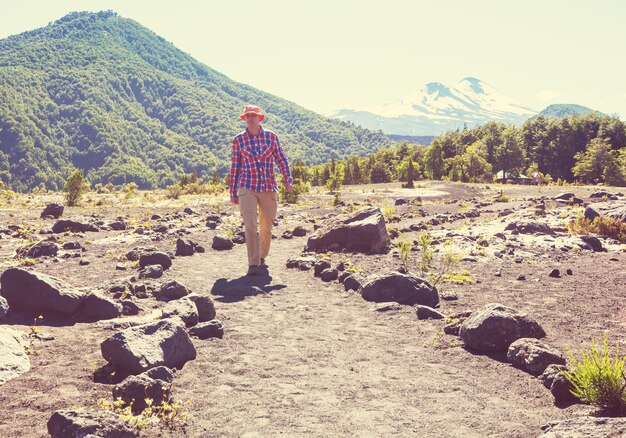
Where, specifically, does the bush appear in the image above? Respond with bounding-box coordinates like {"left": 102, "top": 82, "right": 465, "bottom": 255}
{"left": 562, "top": 335, "right": 626, "bottom": 413}
{"left": 64, "top": 169, "right": 86, "bottom": 206}
{"left": 569, "top": 214, "right": 626, "bottom": 243}
{"left": 278, "top": 178, "right": 309, "bottom": 204}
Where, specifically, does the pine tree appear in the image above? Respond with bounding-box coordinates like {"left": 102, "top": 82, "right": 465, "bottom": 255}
{"left": 343, "top": 161, "right": 353, "bottom": 185}
{"left": 352, "top": 158, "right": 362, "bottom": 184}
{"left": 404, "top": 159, "right": 415, "bottom": 188}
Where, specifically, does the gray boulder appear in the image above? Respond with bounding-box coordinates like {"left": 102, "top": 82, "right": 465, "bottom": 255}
{"left": 416, "top": 305, "right": 446, "bottom": 320}
{"left": 539, "top": 364, "right": 578, "bottom": 404}
{"left": 109, "top": 220, "right": 127, "bottom": 231}
{"left": 606, "top": 204, "right": 626, "bottom": 222}
{"left": 313, "top": 260, "right": 331, "bottom": 277}
{"left": 552, "top": 192, "right": 575, "bottom": 201}
{"left": 47, "top": 409, "right": 136, "bottom": 438}
{"left": 212, "top": 235, "right": 234, "bottom": 251}
{"left": 175, "top": 238, "right": 197, "bottom": 256}
{"left": 189, "top": 320, "right": 224, "bottom": 339}
{"left": 286, "top": 256, "right": 317, "bottom": 271}
{"left": 506, "top": 338, "right": 565, "bottom": 375}
{"left": 292, "top": 226, "right": 308, "bottom": 237}
{"left": 343, "top": 274, "right": 364, "bottom": 292}
{"left": 16, "top": 240, "right": 58, "bottom": 258}
{"left": 126, "top": 246, "right": 159, "bottom": 261}
{"left": 186, "top": 294, "right": 216, "bottom": 322}
{"left": 100, "top": 318, "right": 196, "bottom": 374}
{"left": 51, "top": 218, "right": 99, "bottom": 233}
{"left": 320, "top": 268, "right": 338, "bottom": 282}
{"left": 138, "top": 264, "right": 163, "bottom": 279}
{"left": 77, "top": 292, "right": 122, "bottom": 321}
{"left": 0, "top": 327, "right": 30, "bottom": 385}
{"left": 359, "top": 272, "right": 439, "bottom": 307}
{"left": 305, "top": 207, "right": 390, "bottom": 254}
{"left": 0, "top": 268, "right": 85, "bottom": 315}
{"left": 138, "top": 252, "right": 172, "bottom": 270}
{"left": 113, "top": 372, "right": 171, "bottom": 414}
{"left": 583, "top": 206, "right": 600, "bottom": 221}
{"left": 580, "top": 235, "right": 604, "bottom": 252}
{"left": 459, "top": 303, "right": 546, "bottom": 352}
{"left": 156, "top": 280, "right": 191, "bottom": 301}
{"left": 41, "top": 203, "right": 64, "bottom": 219}
{"left": 590, "top": 190, "right": 617, "bottom": 199}
{"left": 505, "top": 221, "right": 555, "bottom": 235}
{"left": 144, "top": 366, "right": 174, "bottom": 383}
{"left": 160, "top": 297, "right": 199, "bottom": 327}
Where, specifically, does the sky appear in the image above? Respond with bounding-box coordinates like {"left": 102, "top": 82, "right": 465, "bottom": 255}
{"left": 1, "top": 0, "right": 625, "bottom": 118}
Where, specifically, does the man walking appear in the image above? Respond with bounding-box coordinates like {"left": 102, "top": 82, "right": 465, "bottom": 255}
{"left": 230, "top": 105, "right": 293, "bottom": 276}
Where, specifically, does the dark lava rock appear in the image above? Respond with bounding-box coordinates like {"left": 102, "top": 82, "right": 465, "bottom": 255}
{"left": 189, "top": 319, "right": 224, "bottom": 339}
{"left": 41, "top": 203, "right": 64, "bottom": 219}
{"left": 359, "top": 272, "right": 439, "bottom": 307}
{"left": 212, "top": 235, "right": 234, "bottom": 251}
{"left": 305, "top": 207, "right": 390, "bottom": 254}
{"left": 459, "top": 303, "right": 545, "bottom": 352}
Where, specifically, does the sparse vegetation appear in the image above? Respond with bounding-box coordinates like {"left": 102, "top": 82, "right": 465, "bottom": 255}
{"left": 562, "top": 334, "right": 626, "bottom": 413}
{"left": 569, "top": 214, "right": 626, "bottom": 243}
{"left": 64, "top": 168, "right": 87, "bottom": 206}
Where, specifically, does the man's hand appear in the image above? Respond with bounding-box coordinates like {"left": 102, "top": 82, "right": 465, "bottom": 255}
{"left": 284, "top": 183, "right": 293, "bottom": 193}
{"left": 231, "top": 197, "right": 239, "bottom": 205}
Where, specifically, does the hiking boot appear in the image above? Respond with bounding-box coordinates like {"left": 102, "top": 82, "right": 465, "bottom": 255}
{"left": 246, "top": 265, "right": 262, "bottom": 276}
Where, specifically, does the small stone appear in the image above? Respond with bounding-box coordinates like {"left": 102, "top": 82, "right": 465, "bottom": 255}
{"left": 415, "top": 305, "right": 446, "bottom": 320}
{"left": 516, "top": 274, "right": 526, "bottom": 281}
{"left": 373, "top": 302, "right": 403, "bottom": 312}
{"left": 548, "top": 269, "right": 560, "bottom": 278}
{"left": 313, "top": 260, "right": 331, "bottom": 277}
{"left": 565, "top": 269, "right": 573, "bottom": 275}
{"left": 441, "top": 292, "right": 458, "bottom": 301}
{"left": 320, "top": 268, "right": 338, "bottom": 282}
{"left": 139, "top": 264, "right": 163, "bottom": 279}
{"left": 212, "top": 235, "right": 234, "bottom": 251}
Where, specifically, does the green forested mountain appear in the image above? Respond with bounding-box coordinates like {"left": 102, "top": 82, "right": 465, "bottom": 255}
{"left": 537, "top": 104, "right": 601, "bottom": 118}
{"left": 0, "top": 10, "right": 392, "bottom": 191}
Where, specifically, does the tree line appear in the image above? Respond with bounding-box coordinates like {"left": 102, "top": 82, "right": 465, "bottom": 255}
{"left": 295, "top": 113, "right": 626, "bottom": 188}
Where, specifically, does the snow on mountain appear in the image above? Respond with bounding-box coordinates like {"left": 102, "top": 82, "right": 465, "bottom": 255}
{"left": 329, "top": 77, "right": 538, "bottom": 136}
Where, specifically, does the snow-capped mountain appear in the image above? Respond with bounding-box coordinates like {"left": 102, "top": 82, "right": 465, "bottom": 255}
{"left": 329, "top": 77, "right": 538, "bottom": 136}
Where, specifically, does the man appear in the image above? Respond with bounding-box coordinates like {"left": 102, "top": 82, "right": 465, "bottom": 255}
{"left": 230, "top": 105, "right": 293, "bottom": 276}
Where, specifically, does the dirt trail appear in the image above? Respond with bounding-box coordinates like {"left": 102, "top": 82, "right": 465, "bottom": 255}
{"left": 168, "top": 237, "right": 585, "bottom": 437}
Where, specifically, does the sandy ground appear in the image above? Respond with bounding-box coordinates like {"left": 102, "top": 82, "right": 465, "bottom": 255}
{"left": 0, "top": 181, "right": 624, "bottom": 437}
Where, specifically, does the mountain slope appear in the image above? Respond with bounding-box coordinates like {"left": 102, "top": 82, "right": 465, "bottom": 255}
{"left": 330, "top": 77, "right": 537, "bottom": 136}
{"left": 536, "top": 104, "right": 602, "bottom": 118}
{"left": 0, "top": 11, "right": 392, "bottom": 191}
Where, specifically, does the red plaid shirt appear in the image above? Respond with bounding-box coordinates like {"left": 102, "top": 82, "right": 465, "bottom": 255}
{"left": 230, "top": 126, "right": 293, "bottom": 199}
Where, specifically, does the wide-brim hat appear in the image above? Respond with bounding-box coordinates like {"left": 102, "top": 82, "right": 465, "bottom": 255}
{"left": 240, "top": 105, "right": 265, "bottom": 121}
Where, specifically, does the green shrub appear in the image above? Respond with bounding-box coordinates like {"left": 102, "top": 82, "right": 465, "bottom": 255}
{"left": 396, "top": 239, "right": 413, "bottom": 270}
{"left": 569, "top": 214, "right": 626, "bottom": 243}
{"left": 562, "top": 335, "right": 626, "bottom": 413}
{"left": 64, "top": 169, "right": 86, "bottom": 206}
{"left": 279, "top": 179, "right": 309, "bottom": 204}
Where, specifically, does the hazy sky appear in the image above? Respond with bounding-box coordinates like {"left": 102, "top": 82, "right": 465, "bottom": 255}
{"left": 2, "top": 0, "right": 625, "bottom": 117}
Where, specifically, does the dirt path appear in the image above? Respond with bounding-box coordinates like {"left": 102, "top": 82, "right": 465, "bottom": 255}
{"left": 168, "top": 237, "right": 588, "bottom": 437}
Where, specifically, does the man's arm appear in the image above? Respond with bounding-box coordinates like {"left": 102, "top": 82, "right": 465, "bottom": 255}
{"left": 273, "top": 135, "right": 293, "bottom": 190}
{"left": 230, "top": 138, "right": 241, "bottom": 203}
